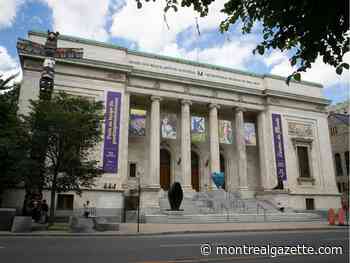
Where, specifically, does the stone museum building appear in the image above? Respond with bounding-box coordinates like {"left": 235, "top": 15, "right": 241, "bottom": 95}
{"left": 3, "top": 31, "right": 341, "bottom": 220}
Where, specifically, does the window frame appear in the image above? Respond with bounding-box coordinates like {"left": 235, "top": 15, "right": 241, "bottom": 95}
{"left": 292, "top": 138, "right": 315, "bottom": 185}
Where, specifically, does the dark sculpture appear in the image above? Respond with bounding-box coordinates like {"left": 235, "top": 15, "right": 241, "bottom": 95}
{"left": 273, "top": 177, "right": 284, "bottom": 190}
{"left": 168, "top": 182, "right": 183, "bottom": 211}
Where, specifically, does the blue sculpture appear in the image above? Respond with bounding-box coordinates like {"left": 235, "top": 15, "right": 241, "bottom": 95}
{"left": 211, "top": 172, "right": 225, "bottom": 189}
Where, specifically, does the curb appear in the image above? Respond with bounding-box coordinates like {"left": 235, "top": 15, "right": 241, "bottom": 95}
{"left": 0, "top": 226, "right": 347, "bottom": 237}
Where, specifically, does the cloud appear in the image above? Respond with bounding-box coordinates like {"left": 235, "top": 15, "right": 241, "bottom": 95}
{"left": 42, "top": 0, "right": 112, "bottom": 41}
{"left": 0, "top": 0, "right": 24, "bottom": 29}
{"left": 267, "top": 51, "right": 350, "bottom": 87}
{"left": 0, "top": 46, "right": 18, "bottom": 72}
{"left": 110, "top": 0, "right": 226, "bottom": 51}
{"left": 0, "top": 46, "right": 22, "bottom": 86}
{"left": 160, "top": 38, "right": 256, "bottom": 71}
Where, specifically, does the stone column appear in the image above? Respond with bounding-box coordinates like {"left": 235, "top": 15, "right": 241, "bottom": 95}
{"left": 257, "top": 110, "right": 269, "bottom": 190}
{"left": 120, "top": 92, "right": 130, "bottom": 189}
{"left": 181, "top": 99, "right": 193, "bottom": 191}
{"left": 235, "top": 107, "right": 250, "bottom": 198}
{"left": 148, "top": 96, "right": 161, "bottom": 188}
{"left": 209, "top": 103, "right": 221, "bottom": 189}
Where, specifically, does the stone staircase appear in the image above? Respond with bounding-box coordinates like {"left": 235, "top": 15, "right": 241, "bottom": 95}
{"left": 143, "top": 190, "right": 322, "bottom": 223}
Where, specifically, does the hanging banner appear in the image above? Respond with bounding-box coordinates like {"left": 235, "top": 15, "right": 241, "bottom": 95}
{"left": 244, "top": 122, "right": 256, "bottom": 145}
{"left": 129, "top": 109, "right": 147, "bottom": 137}
{"left": 191, "top": 116, "right": 206, "bottom": 142}
{"left": 219, "top": 120, "right": 233, "bottom": 144}
{"left": 161, "top": 113, "right": 177, "bottom": 139}
{"left": 103, "top": 91, "right": 121, "bottom": 173}
{"left": 272, "top": 113, "right": 287, "bottom": 181}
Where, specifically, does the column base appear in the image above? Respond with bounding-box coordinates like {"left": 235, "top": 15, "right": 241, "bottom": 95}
{"left": 140, "top": 185, "right": 161, "bottom": 210}
{"left": 182, "top": 185, "right": 196, "bottom": 198}
{"left": 239, "top": 187, "right": 255, "bottom": 199}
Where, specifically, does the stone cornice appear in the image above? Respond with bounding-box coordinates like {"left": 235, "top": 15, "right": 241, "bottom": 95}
{"left": 263, "top": 89, "right": 330, "bottom": 106}
{"left": 19, "top": 53, "right": 133, "bottom": 73}
{"left": 19, "top": 53, "right": 328, "bottom": 109}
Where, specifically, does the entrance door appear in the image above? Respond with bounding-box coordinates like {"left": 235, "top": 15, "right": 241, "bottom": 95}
{"left": 220, "top": 154, "right": 225, "bottom": 190}
{"left": 191, "top": 151, "right": 200, "bottom": 191}
{"left": 160, "top": 149, "right": 171, "bottom": 190}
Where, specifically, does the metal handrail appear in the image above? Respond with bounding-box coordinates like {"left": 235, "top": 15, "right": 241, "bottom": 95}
{"left": 257, "top": 202, "right": 267, "bottom": 221}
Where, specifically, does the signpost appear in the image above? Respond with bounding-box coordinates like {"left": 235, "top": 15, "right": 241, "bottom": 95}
{"left": 16, "top": 31, "right": 84, "bottom": 215}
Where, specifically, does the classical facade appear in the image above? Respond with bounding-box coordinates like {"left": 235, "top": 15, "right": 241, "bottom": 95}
{"left": 3, "top": 31, "right": 341, "bottom": 218}
{"left": 328, "top": 112, "right": 349, "bottom": 198}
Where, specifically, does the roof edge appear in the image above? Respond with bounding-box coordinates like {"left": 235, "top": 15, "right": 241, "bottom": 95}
{"left": 28, "top": 30, "right": 323, "bottom": 88}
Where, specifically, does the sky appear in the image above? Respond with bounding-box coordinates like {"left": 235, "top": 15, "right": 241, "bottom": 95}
{"left": 0, "top": 0, "right": 349, "bottom": 104}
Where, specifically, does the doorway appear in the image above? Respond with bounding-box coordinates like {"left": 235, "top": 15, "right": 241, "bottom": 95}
{"left": 191, "top": 151, "right": 200, "bottom": 191}
{"left": 160, "top": 149, "right": 171, "bottom": 190}
{"left": 220, "top": 154, "right": 226, "bottom": 190}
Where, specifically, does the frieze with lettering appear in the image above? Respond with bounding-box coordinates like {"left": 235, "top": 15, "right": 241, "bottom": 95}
{"left": 288, "top": 122, "right": 313, "bottom": 138}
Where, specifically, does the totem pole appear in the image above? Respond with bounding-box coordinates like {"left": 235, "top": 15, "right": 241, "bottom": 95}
{"left": 17, "top": 31, "right": 83, "bottom": 215}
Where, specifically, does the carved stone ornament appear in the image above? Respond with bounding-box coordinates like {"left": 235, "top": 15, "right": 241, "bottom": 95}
{"left": 288, "top": 122, "right": 314, "bottom": 138}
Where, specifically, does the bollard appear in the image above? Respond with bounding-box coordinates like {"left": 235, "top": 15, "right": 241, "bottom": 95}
{"left": 328, "top": 208, "right": 336, "bottom": 225}
{"left": 338, "top": 208, "right": 345, "bottom": 225}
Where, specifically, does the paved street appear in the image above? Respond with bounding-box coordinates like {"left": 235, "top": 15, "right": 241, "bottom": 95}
{"left": 0, "top": 229, "right": 348, "bottom": 263}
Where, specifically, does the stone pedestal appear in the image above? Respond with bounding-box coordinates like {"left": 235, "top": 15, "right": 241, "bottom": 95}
{"left": 0, "top": 208, "right": 16, "bottom": 231}
{"left": 140, "top": 186, "right": 161, "bottom": 212}
{"left": 11, "top": 216, "right": 32, "bottom": 233}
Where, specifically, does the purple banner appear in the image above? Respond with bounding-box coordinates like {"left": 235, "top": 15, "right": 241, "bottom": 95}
{"left": 103, "top": 91, "right": 121, "bottom": 173}
{"left": 272, "top": 113, "right": 287, "bottom": 181}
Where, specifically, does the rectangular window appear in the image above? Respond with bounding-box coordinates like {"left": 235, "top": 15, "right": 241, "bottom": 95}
{"left": 335, "top": 153, "right": 343, "bottom": 176}
{"left": 297, "top": 146, "right": 311, "bottom": 178}
{"left": 306, "top": 198, "right": 315, "bottom": 210}
{"left": 56, "top": 194, "right": 74, "bottom": 210}
{"left": 330, "top": 127, "right": 337, "bottom": 136}
{"left": 345, "top": 151, "right": 349, "bottom": 176}
{"left": 129, "top": 163, "right": 136, "bottom": 177}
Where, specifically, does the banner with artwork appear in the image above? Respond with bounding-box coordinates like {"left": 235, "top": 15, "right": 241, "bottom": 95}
{"left": 244, "top": 122, "right": 256, "bottom": 145}
{"left": 272, "top": 113, "right": 287, "bottom": 181}
{"left": 191, "top": 116, "right": 206, "bottom": 142}
{"left": 103, "top": 91, "right": 121, "bottom": 173}
{"left": 219, "top": 120, "right": 233, "bottom": 144}
{"left": 129, "top": 109, "right": 146, "bottom": 137}
{"left": 161, "top": 113, "right": 177, "bottom": 139}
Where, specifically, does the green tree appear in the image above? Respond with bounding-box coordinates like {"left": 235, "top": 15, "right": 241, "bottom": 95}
{"left": 136, "top": 0, "right": 349, "bottom": 83}
{"left": 0, "top": 73, "right": 29, "bottom": 206}
{"left": 24, "top": 92, "right": 104, "bottom": 223}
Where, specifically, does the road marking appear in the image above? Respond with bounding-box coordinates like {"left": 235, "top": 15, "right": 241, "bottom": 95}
{"left": 160, "top": 244, "right": 199, "bottom": 248}
{"left": 0, "top": 246, "right": 5, "bottom": 249}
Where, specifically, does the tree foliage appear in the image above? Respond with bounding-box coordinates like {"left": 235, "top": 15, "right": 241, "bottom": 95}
{"left": 24, "top": 92, "right": 104, "bottom": 222}
{"left": 136, "top": 0, "right": 349, "bottom": 83}
{"left": 0, "top": 74, "right": 29, "bottom": 205}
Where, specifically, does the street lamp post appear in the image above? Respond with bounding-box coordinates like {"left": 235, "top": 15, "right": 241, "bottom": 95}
{"left": 137, "top": 175, "right": 141, "bottom": 233}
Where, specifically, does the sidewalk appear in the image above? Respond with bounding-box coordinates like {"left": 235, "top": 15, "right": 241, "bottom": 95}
{"left": 0, "top": 222, "right": 347, "bottom": 236}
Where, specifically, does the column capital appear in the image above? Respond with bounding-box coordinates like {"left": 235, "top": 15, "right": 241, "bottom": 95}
{"left": 209, "top": 103, "right": 220, "bottom": 110}
{"left": 181, "top": 99, "right": 192, "bottom": 106}
{"left": 150, "top": 95, "right": 162, "bottom": 102}
{"left": 234, "top": 106, "right": 246, "bottom": 113}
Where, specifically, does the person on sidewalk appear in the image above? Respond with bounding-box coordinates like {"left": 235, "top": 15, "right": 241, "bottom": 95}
{"left": 83, "top": 200, "right": 90, "bottom": 218}
{"left": 41, "top": 199, "right": 49, "bottom": 223}
{"left": 32, "top": 200, "right": 41, "bottom": 223}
